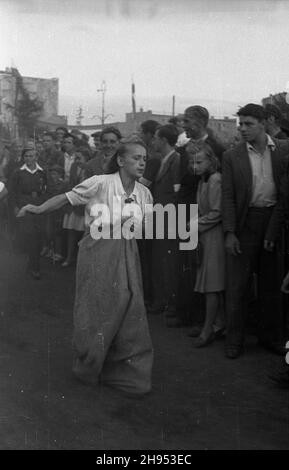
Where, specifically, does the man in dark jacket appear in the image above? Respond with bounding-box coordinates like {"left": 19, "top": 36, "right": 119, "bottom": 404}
{"left": 39, "top": 132, "right": 63, "bottom": 170}
{"left": 222, "top": 103, "right": 289, "bottom": 359}
{"left": 264, "top": 104, "right": 288, "bottom": 140}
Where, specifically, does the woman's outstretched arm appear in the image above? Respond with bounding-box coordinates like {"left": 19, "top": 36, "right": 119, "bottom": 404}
{"left": 17, "top": 193, "right": 69, "bottom": 217}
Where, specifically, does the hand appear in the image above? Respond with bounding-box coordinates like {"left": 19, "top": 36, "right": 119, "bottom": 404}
{"left": 281, "top": 271, "right": 289, "bottom": 294}
{"left": 225, "top": 232, "right": 241, "bottom": 256}
{"left": 264, "top": 240, "right": 274, "bottom": 252}
{"left": 17, "top": 204, "right": 39, "bottom": 217}
{"left": 14, "top": 207, "right": 20, "bottom": 217}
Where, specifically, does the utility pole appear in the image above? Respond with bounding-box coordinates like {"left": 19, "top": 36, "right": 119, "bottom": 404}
{"left": 172, "top": 95, "right": 175, "bottom": 117}
{"left": 97, "top": 80, "right": 106, "bottom": 127}
{"left": 76, "top": 106, "right": 84, "bottom": 126}
{"left": 92, "top": 80, "right": 113, "bottom": 128}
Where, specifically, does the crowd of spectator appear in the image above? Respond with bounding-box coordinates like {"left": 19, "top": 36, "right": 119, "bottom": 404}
{"left": 1, "top": 102, "right": 289, "bottom": 388}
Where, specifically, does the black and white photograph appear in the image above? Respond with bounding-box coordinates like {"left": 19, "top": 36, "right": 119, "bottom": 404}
{"left": 0, "top": 0, "right": 289, "bottom": 452}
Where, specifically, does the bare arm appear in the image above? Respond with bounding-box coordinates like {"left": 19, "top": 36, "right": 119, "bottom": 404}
{"left": 17, "top": 193, "right": 69, "bottom": 217}
{"left": 0, "top": 186, "right": 7, "bottom": 202}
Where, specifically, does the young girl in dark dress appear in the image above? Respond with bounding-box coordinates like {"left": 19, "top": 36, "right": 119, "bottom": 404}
{"left": 11, "top": 148, "right": 46, "bottom": 279}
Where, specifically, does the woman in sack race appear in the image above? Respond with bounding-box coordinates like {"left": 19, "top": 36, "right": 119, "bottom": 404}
{"left": 17, "top": 137, "right": 154, "bottom": 397}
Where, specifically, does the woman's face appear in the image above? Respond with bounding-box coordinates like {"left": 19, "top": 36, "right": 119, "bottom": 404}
{"left": 24, "top": 150, "right": 37, "bottom": 167}
{"left": 35, "top": 142, "right": 44, "bottom": 154}
{"left": 118, "top": 144, "right": 147, "bottom": 180}
{"left": 190, "top": 151, "right": 211, "bottom": 176}
{"left": 75, "top": 152, "right": 86, "bottom": 167}
{"left": 101, "top": 132, "right": 120, "bottom": 157}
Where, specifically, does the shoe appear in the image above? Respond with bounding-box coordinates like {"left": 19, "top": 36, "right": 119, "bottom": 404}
{"left": 61, "top": 259, "right": 72, "bottom": 267}
{"left": 188, "top": 326, "right": 202, "bottom": 337}
{"left": 193, "top": 331, "right": 215, "bottom": 348}
{"left": 45, "top": 249, "right": 53, "bottom": 258}
{"left": 30, "top": 270, "right": 41, "bottom": 280}
{"left": 214, "top": 327, "right": 226, "bottom": 340}
{"left": 52, "top": 253, "right": 63, "bottom": 262}
{"left": 40, "top": 247, "right": 49, "bottom": 257}
{"left": 225, "top": 344, "right": 243, "bottom": 359}
{"left": 258, "top": 340, "right": 287, "bottom": 356}
{"left": 166, "top": 316, "right": 183, "bottom": 328}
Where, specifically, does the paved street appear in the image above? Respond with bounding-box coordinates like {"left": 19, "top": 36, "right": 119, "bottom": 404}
{"left": 0, "top": 247, "right": 288, "bottom": 450}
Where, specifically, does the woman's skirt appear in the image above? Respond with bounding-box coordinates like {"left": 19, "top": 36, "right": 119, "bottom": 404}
{"left": 194, "top": 223, "right": 225, "bottom": 293}
{"left": 72, "top": 233, "right": 153, "bottom": 395}
{"left": 63, "top": 211, "right": 85, "bottom": 232}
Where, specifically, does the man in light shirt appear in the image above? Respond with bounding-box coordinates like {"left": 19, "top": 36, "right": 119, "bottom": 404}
{"left": 57, "top": 134, "right": 77, "bottom": 182}
{"left": 222, "top": 103, "right": 289, "bottom": 359}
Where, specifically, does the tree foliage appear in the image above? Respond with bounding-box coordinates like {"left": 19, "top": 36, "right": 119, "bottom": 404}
{"left": 6, "top": 68, "right": 44, "bottom": 138}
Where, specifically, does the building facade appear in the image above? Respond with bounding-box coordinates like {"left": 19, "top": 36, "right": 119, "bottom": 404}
{"left": 0, "top": 67, "right": 66, "bottom": 141}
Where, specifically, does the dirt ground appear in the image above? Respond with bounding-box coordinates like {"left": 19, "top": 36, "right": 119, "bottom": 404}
{"left": 0, "top": 243, "right": 288, "bottom": 450}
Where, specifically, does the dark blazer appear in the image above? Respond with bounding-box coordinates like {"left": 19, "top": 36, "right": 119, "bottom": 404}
{"left": 38, "top": 148, "right": 63, "bottom": 170}
{"left": 222, "top": 138, "right": 289, "bottom": 241}
{"left": 153, "top": 150, "right": 181, "bottom": 206}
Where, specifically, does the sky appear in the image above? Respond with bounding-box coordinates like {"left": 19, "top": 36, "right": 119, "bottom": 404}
{"left": 1, "top": 0, "right": 289, "bottom": 124}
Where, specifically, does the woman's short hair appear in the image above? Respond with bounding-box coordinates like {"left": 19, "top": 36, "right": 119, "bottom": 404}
{"left": 187, "top": 142, "right": 220, "bottom": 172}
{"left": 21, "top": 148, "right": 36, "bottom": 159}
{"left": 106, "top": 135, "right": 147, "bottom": 174}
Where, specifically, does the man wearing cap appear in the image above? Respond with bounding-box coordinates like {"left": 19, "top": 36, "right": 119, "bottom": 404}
{"left": 264, "top": 104, "right": 288, "bottom": 140}
{"left": 222, "top": 103, "right": 289, "bottom": 359}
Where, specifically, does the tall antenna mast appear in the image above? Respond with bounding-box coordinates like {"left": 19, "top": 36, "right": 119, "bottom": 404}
{"left": 97, "top": 80, "right": 106, "bottom": 127}
{"left": 172, "top": 95, "right": 175, "bottom": 116}
{"left": 76, "top": 106, "right": 84, "bottom": 126}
